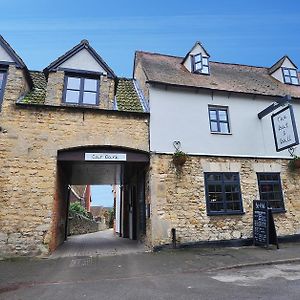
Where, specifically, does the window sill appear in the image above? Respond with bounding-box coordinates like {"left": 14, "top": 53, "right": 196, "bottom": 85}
{"left": 207, "top": 211, "right": 245, "bottom": 216}
{"left": 61, "top": 102, "right": 99, "bottom": 108}
{"left": 210, "top": 132, "right": 232, "bottom": 136}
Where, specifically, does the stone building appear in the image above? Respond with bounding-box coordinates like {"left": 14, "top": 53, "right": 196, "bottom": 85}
{"left": 133, "top": 41, "right": 300, "bottom": 247}
{"left": 1, "top": 35, "right": 300, "bottom": 257}
{"left": 0, "top": 36, "right": 149, "bottom": 256}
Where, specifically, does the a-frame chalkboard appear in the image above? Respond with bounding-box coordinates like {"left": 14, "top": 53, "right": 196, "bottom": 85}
{"left": 253, "top": 200, "right": 279, "bottom": 249}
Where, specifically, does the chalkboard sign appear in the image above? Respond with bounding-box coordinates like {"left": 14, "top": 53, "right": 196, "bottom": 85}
{"left": 253, "top": 200, "right": 279, "bottom": 249}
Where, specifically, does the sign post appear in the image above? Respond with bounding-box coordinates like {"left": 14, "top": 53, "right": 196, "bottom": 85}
{"left": 253, "top": 200, "right": 279, "bottom": 249}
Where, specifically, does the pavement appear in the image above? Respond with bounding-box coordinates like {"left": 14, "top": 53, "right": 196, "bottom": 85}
{"left": 1, "top": 240, "right": 300, "bottom": 299}
{"left": 49, "top": 229, "right": 146, "bottom": 258}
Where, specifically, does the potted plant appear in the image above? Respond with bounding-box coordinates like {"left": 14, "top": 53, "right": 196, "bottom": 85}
{"left": 288, "top": 155, "right": 300, "bottom": 171}
{"left": 172, "top": 150, "right": 187, "bottom": 166}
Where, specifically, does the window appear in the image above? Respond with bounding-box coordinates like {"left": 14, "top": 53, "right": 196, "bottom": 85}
{"left": 257, "top": 173, "right": 285, "bottom": 212}
{"left": 208, "top": 106, "right": 230, "bottom": 134}
{"left": 205, "top": 172, "right": 243, "bottom": 215}
{"left": 282, "top": 68, "right": 299, "bottom": 85}
{"left": 192, "top": 54, "right": 209, "bottom": 74}
{"left": 0, "top": 69, "right": 7, "bottom": 109}
{"left": 63, "top": 75, "right": 99, "bottom": 105}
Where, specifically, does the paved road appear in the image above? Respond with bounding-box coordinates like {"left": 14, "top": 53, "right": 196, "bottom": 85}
{"left": 1, "top": 243, "right": 300, "bottom": 299}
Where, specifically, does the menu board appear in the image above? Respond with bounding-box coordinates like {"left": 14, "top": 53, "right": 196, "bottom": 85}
{"left": 253, "top": 200, "right": 269, "bottom": 246}
{"left": 253, "top": 200, "right": 279, "bottom": 249}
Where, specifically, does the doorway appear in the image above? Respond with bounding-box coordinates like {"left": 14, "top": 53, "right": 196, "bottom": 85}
{"left": 50, "top": 146, "right": 148, "bottom": 256}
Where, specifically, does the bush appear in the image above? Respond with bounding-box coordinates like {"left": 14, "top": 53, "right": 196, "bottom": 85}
{"left": 69, "top": 201, "right": 90, "bottom": 218}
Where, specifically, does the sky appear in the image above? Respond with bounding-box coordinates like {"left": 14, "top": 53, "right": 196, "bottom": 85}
{"left": 90, "top": 185, "right": 113, "bottom": 207}
{"left": 1, "top": 0, "right": 300, "bottom": 77}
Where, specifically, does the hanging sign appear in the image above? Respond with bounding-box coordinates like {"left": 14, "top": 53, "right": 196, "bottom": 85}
{"left": 85, "top": 153, "right": 127, "bottom": 161}
{"left": 271, "top": 105, "right": 299, "bottom": 152}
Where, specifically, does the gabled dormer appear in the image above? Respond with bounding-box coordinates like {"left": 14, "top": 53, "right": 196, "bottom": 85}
{"left": 269, "top": 55, "right": 299, "bottom": 85}
{"left": 182, "top": 41, "right": 210, "bottom": 75}
{"left": 0, "top": 35, "right": 28, "bottom": 110}
{"left": 43, "top": 40, "right": 116, "bottom": 108}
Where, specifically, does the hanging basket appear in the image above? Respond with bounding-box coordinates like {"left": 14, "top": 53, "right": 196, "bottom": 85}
{"left": 294, "top": 159, "right": 300, "bottom": 168}
{"left": 288, "top": 158, "right": 300, "bottom": 172}
{"left": 172, "top": 154, "right": 187, "bottom": 166}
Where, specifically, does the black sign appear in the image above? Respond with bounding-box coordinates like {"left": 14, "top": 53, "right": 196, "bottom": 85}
{"left": 253, "top": 200, "right": 279, "bottom": 249}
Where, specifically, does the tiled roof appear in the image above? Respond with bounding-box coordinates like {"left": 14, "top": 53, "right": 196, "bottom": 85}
{"left": 20, "top": 71, "right": 47, "bottom": 104}
{"left": 135, "top": 51, "right": 300, "bottom": 99}
{"left": 115, "top": 78, "right": 144, "bottom": 112}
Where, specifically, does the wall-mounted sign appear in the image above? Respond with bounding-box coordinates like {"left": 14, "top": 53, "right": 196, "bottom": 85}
{"left": 85, "top": 153, "right": 127, "bottom": 161}
{"left": 271, "top": 105, "right": 299, "bottom": 152}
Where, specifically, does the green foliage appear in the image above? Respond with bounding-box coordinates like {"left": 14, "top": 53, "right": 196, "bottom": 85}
{"left": 173, "top": 150, "right": 186, "bottom": 158}
{"left": 69, "top": 201, "right": 89, "bottom": 218}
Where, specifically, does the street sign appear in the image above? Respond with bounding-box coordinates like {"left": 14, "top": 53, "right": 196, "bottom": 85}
{"left": 271, "top": 105, "right": 299, "bottom": 152}
{"left": 84, "top": 153, "right": 127, "bottom": 161}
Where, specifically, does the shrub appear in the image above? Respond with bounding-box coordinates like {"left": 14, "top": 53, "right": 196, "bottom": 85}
{"left": 69, "top": 201, "right": 90, "bottom": 218}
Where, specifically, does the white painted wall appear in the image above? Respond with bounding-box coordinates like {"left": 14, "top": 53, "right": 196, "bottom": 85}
{"left": 149, "top": 86, "right": 300, "bottom": 158}
{"left": 0, "top": 44, "right": 14, "bottom": 62}
{"left": 59, "top": 49, "right": 107, "bottom": 74}
{"left": 271, "top": 57, "right": 297, "bottom": 83}
{"left": 115, "top": 185, "right": 121, "bottom": 234}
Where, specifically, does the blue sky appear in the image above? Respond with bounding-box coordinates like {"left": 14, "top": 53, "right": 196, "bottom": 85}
{"left": 91, "top": 185, "right": 113, "bottom": 207}
{"left": 1, "top": 0, "right": 300, "bottom": 77}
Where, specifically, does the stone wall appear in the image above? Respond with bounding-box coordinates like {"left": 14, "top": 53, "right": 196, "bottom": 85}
{"left": 149, "top": 154, "right": 300, "bottom": 247}
{"left": 44, "top": 71, "right": 115, "bottom": 110}
{"left": 68, "top": 212, "right": 99, "bottom": 236}
{"left": 0, "top": 65, "right": 149, "bottom": 257}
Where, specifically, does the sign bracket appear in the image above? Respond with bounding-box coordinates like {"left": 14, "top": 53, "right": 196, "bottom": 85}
{"left": 258, "top": 95, "right": 291, "bottom": 119}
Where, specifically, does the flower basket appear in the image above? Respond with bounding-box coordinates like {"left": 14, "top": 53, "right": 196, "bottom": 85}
{"left": 294, "top": 159, "right": 300, "bottom": 168}
{"left": 172, "top": 152, "right": 187, "bottom": 166}
{"left": 288, "top": 157, "right": 300, "bottom": 172}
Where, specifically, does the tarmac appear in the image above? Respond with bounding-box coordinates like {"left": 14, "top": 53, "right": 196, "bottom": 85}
{"left": 1, "top": 238, "right": 300, "bottom": 299}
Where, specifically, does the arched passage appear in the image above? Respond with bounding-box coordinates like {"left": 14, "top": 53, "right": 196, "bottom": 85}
{"left": 50, "top": 146, "right": 149, "bottom": 254}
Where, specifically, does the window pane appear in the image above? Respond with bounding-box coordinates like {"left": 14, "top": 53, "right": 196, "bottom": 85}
{"left": 283, "top": 69, "right": 290, "bottom": 75}
{"left": 65, "top": 90, "right": 80, "bottom": 103}
{"left": 83, "top": 92, "right": 97, "bottom": 104}
{"left": 220, "top": 122, "right": 229, "bottom": 133}
{"left": 210, "top": 121, "right": 218, "bottom": 132}
{"left": 224, "top": 173, "right": 238, "bottom": 182}
{"left": 208, "top": 192, "right": 223, "bottom": 202}
{"left": 84, "top": 79, "right": 98, "bottom": 92}
{"left": 195, "top": 62, "right": 202, "bottom": 71}
{"left": 210, "top": 202, "right": 224, "bottom": 212}
{"left": 209, "top": 110, "right": 217, "bottom": 120}
{"left": 194, "top": 54, "right": 201, "bottom": 63}
{"left": 202, "top": 66, "right": 209, "bottom": 74}
{"left": 291, "top": 77, "right": 299, "bottom": 84}
{"left": 285, "top": 76, "right": 291, "bottom": 83}
{"left": 202, "top": 57, "right": 208, "bottom": 65}
{"left": 290, "top": 69, "right": 297, "bottom": 77}
{"left": 218, "top": 110, "right": 228, "bottom": 121}
{"left": 67, "top": 77, "right": 81, "bottom": 90}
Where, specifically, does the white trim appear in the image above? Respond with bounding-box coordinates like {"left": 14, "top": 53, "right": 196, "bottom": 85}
{"left": 150, "top": 151, "right": 293, "bottom": 160}
{"left": 133, "top": 79, "right": 149, "bottom": 112}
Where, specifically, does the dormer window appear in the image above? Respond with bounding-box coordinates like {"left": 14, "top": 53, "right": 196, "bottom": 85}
{"left": 192, "top": 54, "right": 209, "bottom": 74}
{"left": 63, "top": 74, "right": 99, "bottom": 106}
{"left": 282, "top": 68, "right": 299, "bottom": 85}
